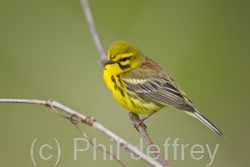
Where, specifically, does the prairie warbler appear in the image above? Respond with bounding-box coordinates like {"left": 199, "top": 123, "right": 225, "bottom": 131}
{"left": 103, "top": 41, "right": 224, "bottom": 137}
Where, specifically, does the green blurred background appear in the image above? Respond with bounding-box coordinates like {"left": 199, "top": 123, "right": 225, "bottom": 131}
{"left": 0, "top": 0, "right": 249, "bottom": 166}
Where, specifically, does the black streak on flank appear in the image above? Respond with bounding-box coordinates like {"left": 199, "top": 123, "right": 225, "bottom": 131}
{"left": 116, "top": 75, "right": 124, "bottom": 88}
{"left": 111, "top": 76, "right": 117, "bottom": 90}
{"left": 130, "top": 99, "right": 136, "bottom": 108}
{"left": 112, "top": 75, "right": 125, "bottom": 98}
{"left": 111, "top": 76, "right": 116, "bottom": 83}
{"left": 116, "top": 75, "right": 125, "bottom": 98}
{"left": 118, "top": 86, "right": 125, "bottom": 98}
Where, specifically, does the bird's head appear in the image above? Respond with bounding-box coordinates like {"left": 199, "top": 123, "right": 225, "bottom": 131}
{"left": 104, "top": 41, "right": 142, "bottom": 75}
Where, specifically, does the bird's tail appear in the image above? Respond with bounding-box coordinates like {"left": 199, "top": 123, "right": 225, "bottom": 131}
{"left": 185, "top": 110, "right": 224, "bottom": 137}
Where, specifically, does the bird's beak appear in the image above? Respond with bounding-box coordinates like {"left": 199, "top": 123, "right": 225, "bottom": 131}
{"left": 104, "top": 59, "right": 115, "bottom": 66}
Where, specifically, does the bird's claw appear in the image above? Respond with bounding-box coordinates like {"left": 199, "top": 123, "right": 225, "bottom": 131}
{"left": 134, "top": 121, "right": 148, "bottom": 132}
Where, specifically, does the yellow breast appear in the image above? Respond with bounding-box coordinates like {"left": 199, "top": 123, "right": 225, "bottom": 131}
{"left": 103, "top": 70, "right": 163, "bottom": 114}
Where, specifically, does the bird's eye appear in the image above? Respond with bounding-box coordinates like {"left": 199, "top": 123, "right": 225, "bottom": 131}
{"left": 120, "top": 57, "right": 129, "bottom": 62}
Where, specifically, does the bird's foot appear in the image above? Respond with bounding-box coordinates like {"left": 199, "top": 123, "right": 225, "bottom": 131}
{"left": 134, "top": 121, "right": 148, "bottom": 131}
{"left": 129, "top": 112, "right": 148, "bottom": 131}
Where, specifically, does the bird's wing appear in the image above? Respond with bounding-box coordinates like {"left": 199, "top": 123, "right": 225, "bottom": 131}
{"left": 122, "top": 70, "right": 194, "bottom": 111}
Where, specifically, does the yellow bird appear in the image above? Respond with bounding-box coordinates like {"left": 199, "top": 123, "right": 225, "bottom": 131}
{"left": 103, "top": 41, "right": 224, "bottom": 137}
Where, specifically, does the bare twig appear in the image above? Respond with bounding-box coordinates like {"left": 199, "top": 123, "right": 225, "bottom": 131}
{"left": 129, "top": 113, "right": 170, "bottom": 167}
{"left": 69, "top": 115, "right": 127, "bottom": 167}
{"left": 81, "top": 0, "right": 106, "bottom": 65}
{"left": 47, "top": 101, "right": 127, "bottom": 166}
{"left": 0, "top": 98, "right": 162, "bottom": 167}
{"left": 80, "top": 0, "right": 170, "bottom": 166}
{"left": 1, "top": 0, "right": 170, "bottom": 166}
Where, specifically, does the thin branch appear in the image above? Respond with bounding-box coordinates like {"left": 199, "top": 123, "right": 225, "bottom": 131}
{"left": 80, "top": 0, "right": 170, "bottom": 166}
{"left": 129, "top": 113, "right": 170, "bottom": 167}
{"left": 48, "top": 102, "right": 127, "bottom": 167}
{"left": 69, "top": 115, "right": 127, "bottom": 167}
{"left": 73, "top": 122, "right": 127, "bottom": 166}
{"left": 1, "top": 1, "right": 170, "bottom": 166}
{"left": 0, "top": 98, "right": 162, "bottom": 167}
{"left": 81, "top": 0, "right": 106, "bottom": 65}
